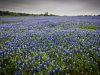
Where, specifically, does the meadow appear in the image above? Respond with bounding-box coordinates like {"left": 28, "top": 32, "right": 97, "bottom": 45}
{"left": 0, "top": 16, "right": 100, "bottom": 75}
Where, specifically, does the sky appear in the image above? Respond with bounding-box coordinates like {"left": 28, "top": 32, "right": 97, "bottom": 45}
{"left": 0, "top": 0, "right": 100, "bottom": 16}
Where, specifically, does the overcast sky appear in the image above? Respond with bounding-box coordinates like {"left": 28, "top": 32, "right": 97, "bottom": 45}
{"left": 0, "top": 0, "right": 100, "bottom": 16}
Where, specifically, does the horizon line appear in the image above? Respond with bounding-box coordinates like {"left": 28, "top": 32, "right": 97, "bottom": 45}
{"left": 0, "top": 10, "right": 100, "bottom": 16}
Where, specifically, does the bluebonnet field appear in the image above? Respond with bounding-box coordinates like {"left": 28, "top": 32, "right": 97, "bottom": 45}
{"left": 0, "top": 16, "right": 100, "bottom": 75}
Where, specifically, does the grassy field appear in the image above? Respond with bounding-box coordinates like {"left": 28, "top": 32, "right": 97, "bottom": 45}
{"left": 0, "top": 16, "right": 100, "bottom": 75}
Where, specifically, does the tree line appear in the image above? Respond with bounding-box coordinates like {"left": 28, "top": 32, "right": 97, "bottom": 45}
{"left": 0, "top": 11, "right": 100, "bottom": 16}
{"left": 0, "top": 11, "right": 56, "bottom": 16}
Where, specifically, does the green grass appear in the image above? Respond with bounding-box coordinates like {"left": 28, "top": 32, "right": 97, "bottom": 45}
{"left": 79, "top": 25, "right": 98, "bottom": 31}
{"left": 20, "top": 28, "right": 27, "bottom": 32}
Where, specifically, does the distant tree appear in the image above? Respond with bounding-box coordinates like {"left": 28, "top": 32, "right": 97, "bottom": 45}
{"left": 84, "top": 15, "right": 88, "bottom": 16}
{"left": 0, "top": 11, "right": 57, "bottom": 16}
{"left": 44, "top": 12, "right": 48, "bottom": 16}
{"left": 49, "top": 14, "right": 56, "bottom": 16}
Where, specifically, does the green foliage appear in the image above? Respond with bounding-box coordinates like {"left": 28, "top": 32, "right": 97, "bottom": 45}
{"left": 79, "top": 25, "right": 98, "bottom": 31}
{"left": 0, "top": 56, "right": 16, "bottom": 75}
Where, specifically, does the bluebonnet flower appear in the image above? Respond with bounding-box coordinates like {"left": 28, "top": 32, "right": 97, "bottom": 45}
{"left": 0, "top": 16, "right": 100, "bottom": 74}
